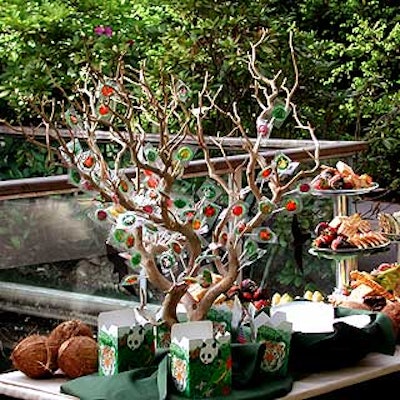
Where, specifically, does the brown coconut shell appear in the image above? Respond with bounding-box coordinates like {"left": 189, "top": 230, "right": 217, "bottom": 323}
{"left": 47, "top": 319, "right": 93, "bottom": 370}
{"left": 10, "top": 335, "right": 53, "bottom": 379}
{"left": 57, "top": 336, "right": 98, "bottom": 378}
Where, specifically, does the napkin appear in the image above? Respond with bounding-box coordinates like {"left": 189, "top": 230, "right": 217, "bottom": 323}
{"left": 61, "top": 344, "right": 293, "bottom": 400}
{"left": 288, "top": 306, "right": 396, "bottom": 373}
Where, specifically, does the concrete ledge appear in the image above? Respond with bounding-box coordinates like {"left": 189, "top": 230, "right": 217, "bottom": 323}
{"left": 0, "top": 282, "right": 159, "bottom": 326}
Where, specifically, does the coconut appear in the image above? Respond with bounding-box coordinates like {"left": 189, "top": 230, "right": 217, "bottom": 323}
{"left": 57, "top": 336, "right": 98, "bottom": 378}
{"left": 47, "top": 319, "right": 93, "bottom": 370}
{"left": 10, "top": 334, "right": 53, "bottom": 379}
{"left": 381, "top": 301, "right": 400, "bottom": 338}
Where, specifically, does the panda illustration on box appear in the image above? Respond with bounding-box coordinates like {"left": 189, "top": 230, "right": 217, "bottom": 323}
{"left": 127, "top": 325, "right": 145, "bottom": 350}
{"left": 199, "top": 339, "right": 219, "bottom": 365}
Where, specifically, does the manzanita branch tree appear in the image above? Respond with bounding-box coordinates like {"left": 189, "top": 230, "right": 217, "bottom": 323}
{"left": 11, "top": 29, "right": 321, "bottom": 326}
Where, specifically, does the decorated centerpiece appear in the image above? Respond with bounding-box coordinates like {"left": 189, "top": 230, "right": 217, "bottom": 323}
{"left": 20, "top": 29, "right": 320, "bottom": 330}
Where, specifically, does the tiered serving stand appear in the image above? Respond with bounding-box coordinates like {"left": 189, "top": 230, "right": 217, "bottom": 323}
{"left": 309, "top": 183, "right": 391, "bottom": 293}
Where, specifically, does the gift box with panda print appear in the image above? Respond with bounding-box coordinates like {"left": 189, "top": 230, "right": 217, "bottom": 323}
{"left": 170, "top": 320, "right": 232, "bottom": 398}
{"left": 97, "top": 308, "right": 155, "bottom": 376}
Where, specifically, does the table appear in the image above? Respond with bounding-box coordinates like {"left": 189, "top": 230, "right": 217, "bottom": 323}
{"left": 0, "top": 346, "right": 399, "bottom": 400}
{"left": 277, "top": 345, "right": 400, "bottom": 399}
{"left": 0, "top": 371, "right": 76, "bottom": 400}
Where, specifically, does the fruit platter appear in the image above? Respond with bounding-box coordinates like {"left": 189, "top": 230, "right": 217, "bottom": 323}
{"left": 311, "top": 213, "right": 390, "bottom": 255}
{"left": 311, "top": 161, "right": 377, "bottom": 195}
{"left": 331, "top": 262, "right": 400, "bottom": 310}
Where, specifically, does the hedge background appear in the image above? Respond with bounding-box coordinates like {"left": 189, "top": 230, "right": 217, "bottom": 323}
{"left": 1, "top": 0, "right": 399, "bottom": 193}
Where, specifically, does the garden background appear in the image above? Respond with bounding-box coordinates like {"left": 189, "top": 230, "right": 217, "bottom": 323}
{"left": 1, "top": 0, "right": 399, "bottom": 194}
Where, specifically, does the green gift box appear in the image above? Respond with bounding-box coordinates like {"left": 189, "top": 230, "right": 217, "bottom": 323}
{"left": 154, "top": 320, "right": 172, "bottom": 349}
{"left": 170, "top": 320, "right": 232, "bottom": 398}
{"left": 254, "top": 311, "right": 292, "bottom": 379}
{"left": 97, "top": 308, "right": 155, "bottom": 376}
{"left": 206, "top": 297, "right": 242, "bottom": 337}
{"left": 154, "top": 305, "right": 188, "bottom": 350}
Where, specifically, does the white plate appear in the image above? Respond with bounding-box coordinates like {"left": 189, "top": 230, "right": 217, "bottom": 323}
{"left": 270, "top": 301, "right": 335, "bottom": 333}
{"left": 334, "top": 315, "right": 371, "bottom": 329}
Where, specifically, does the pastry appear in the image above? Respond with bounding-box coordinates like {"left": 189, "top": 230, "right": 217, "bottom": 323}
{"left": 378, "top": 212, "right": 400, "bottom": 236}
{"left": 349, "top": 270, "right": 396, "bottom": 301}
{"left": 381, "top": 301, "right": 400, "bottom": 338}
{"left": 313, "top": 214, "right": 389, "bottom": 251}
{"left": 312, "top": 161, "right": 373, "bottom": 191}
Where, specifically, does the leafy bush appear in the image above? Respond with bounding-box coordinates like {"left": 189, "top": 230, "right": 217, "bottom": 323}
{"left": 291, "top": 0, "right": 400, "bottom": 192}
{"left": 0, "top": 136, "right": 62, "bottom": 179}
{"left": 1, "top": 0, "right": 399, "bottom": 191}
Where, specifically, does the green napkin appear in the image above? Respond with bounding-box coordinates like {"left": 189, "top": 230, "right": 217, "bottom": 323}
{"left": 61, "top": 344, "right": 293, "bottom": 400}
{"left": 336, "top": 307, "right": 396, "bottom": 355}
{"left": 60, "top": 366, "right": 159, "bottom": 400}
{"left": 289, "top": 306, "right": 396, "bottom": 374}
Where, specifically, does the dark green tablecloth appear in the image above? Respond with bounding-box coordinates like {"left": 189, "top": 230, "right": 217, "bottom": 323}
{"left": 60, "top": 307, "right": 396, "bottom": 400}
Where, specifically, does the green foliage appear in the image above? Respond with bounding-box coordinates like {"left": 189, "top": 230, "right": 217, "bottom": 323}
{"left": 0, "top": 0, "right": 300, "bottom": 124}
{"left": 0, "top": 136, "right": 62, "bottom": 179}
{"left": 0, "top": 0, "right": 181, "bottom": 121}
{"left": 290, "top": 0, "right": 400, "bottom": 191}
{"left": 2, "top": 0, "right": 398, "bottom": 191}
{"left": 0, "top": 0, "right": 305, "bottom": 181}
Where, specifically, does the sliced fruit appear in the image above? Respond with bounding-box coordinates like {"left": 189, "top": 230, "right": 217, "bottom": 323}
{"left": 312, "top": 291, "right": 324, "bottom": 302}
{"left": 271, "top": 292, "right": 281, "bottom": 306}
{"left": 315, "top": 221, "right": 329, "bottom": 236}
{"left": 303, "top": 290, "right": 313, "bottom": 301}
